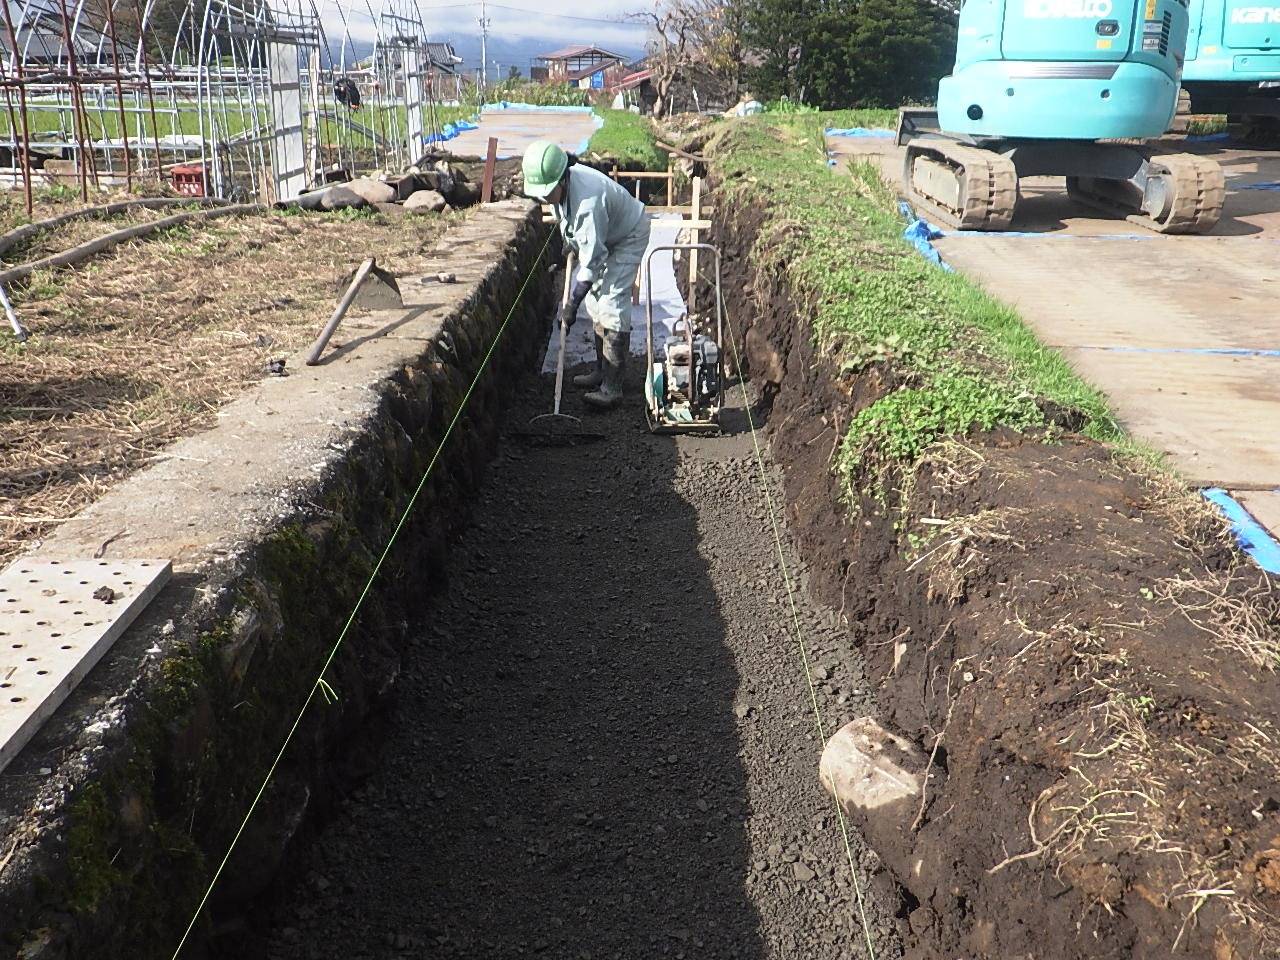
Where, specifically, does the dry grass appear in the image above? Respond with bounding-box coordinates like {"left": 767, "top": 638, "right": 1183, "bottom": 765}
{"left": 995, "top": 603, "right": 1280, "bottom": 949}
{"left": 1156, "top": 567, "right": 1280, "bottom": 671}
{"left": 907, "top": 505, "right": 1030, "bottom": 604}
{"left": 0, "top": 206, "right": 458, "bottom": 567}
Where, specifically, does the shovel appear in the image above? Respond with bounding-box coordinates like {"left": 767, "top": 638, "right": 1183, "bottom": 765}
{"left": 514, "top": 253, "right": 605, "bottom": 446}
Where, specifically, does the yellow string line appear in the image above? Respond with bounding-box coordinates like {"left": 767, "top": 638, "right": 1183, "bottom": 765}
{"left": 170, "top": 228, "right": 555, "bottom": 959}
{"left": 715, "top": 283, "right": 880, "bottom": 960}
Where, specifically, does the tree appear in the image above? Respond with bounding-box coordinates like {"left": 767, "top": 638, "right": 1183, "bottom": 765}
{"left": 635, "top": 2, "right": 692, "bottom": 118}
{"left": 743, "top": 0, "right": 955, "bottom": 108}
{"left": 636, "top": 0, "right": 748, "bottom": 115}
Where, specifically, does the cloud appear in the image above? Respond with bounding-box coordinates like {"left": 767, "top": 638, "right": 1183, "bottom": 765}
{"left": 319, "top": 0, "right": 651, "bottom": 60}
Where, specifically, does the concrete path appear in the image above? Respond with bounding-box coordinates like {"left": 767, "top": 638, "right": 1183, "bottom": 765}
{"left": 450, "top": 107, "right": 599, "bottom": 160}
{"left": 830, "top": 132, "right": 1280, "bottom": 540}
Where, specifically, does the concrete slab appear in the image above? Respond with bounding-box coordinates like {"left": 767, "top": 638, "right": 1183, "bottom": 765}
{"left": 33, "top": 201, "right": 538, "bottom": 569}
{"left": 1240, "top": 491, "right": 1280, "bottom": 534}
{"left": 451, "top": 109, "right": 599, "bottom": 160}
{"left": 0, "top": 559, "right": 171, "bottom": 775}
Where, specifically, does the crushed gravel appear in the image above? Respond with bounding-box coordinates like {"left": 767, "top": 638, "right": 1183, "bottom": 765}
{"left": 255, "top": 360, "right": 904, "bottom": 960}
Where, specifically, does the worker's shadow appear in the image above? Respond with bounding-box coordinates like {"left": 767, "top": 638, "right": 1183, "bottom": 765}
{"left": 282, "top": 359, "right": 771, "bottom": 957}
{"left": 235, "top": 347, "right": 780, "bottom": 959}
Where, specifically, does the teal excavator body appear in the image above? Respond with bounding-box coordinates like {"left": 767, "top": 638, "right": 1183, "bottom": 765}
{"left": 897, "top": 0, "right": 1225, "bottom": 233}
{"left": 1180, "top": 0, "right": 1280, "bottom": 137}
{"left": 1184, "top": 0, "right": 1280, "bottom": 82}
{"left": 939, "top": 0, "right": 1188, "bottom": 140}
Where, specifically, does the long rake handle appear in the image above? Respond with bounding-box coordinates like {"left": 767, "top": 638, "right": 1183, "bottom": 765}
{"left": 551, "top": 253, "right": 575, "bottom": 416}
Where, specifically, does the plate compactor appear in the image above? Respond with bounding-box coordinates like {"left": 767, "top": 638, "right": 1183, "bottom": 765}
{"left": 642, "top": 243, "right": 725, "bottom": 434}
{"left": 898, "top": 0, "right": 1225, "bottom": 234}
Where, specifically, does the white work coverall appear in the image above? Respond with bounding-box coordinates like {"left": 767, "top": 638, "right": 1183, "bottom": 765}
{"left": 555, "top": 164, "right": 652, "bottom": 334}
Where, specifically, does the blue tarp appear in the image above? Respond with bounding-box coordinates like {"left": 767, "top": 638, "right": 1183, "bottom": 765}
{"left": 898, "top": 201, "right": 952, "bottom": 271}
{"left": 424, "top": 118, "right": 479, "bottom": 145}
{"left": 1187, "top": 132, "right": 1232, "bottom": 143}
{"left": 1203, "top": 489, "right": 1280, "bottom": 574}
{"left": 1240, "top": 181, "right": 1280, "bottom": 191}
{"left": 824, "top": 127, "right": 895, "bottom": 139}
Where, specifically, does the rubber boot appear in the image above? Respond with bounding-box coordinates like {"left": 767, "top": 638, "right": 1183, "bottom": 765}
{"left": 584, "top": 329, "right": 627, "bottom": 410}
{"left": 572, "top": 330, "right": 604, "bottom": 389}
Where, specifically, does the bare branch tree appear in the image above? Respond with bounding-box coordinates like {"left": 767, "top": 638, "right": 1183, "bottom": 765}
{"left": 633, "top": 0, "right": 745, "bottom": 117}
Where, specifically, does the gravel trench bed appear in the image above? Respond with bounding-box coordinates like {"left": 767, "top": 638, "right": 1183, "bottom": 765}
{"left": 248, "top": 362, "right": 903, "bottom": 958}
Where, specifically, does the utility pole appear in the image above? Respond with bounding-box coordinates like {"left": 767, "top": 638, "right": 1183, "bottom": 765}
{"left": 478, "top": 0, "right": 491, "bottom": 91}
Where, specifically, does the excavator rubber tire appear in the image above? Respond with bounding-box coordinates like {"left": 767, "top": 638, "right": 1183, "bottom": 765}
{"left": 902, "top": 139, "right": 1018, "bottom": 232}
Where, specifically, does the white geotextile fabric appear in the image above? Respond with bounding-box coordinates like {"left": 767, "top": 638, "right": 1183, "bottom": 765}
{"left": 541, "top": 215, "right": 687, "bottom": 373}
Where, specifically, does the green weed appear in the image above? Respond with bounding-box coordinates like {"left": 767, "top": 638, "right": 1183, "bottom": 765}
{"left": 711, "top": 116, "right": 1125, "bottom": 500}
{"left": 587, "top": 110, "right": 665, "bottom": 170}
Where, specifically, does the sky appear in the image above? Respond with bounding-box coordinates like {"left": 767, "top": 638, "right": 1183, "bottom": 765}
{"left": 325, "top": 0, "right": 655, "bottom": 70}
{"left": 336, "top": 0, "right": 650, "bottom": 59}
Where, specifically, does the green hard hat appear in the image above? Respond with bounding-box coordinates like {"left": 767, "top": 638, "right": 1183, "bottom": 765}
{"left": 522, "top": 140, "right": 568, "bottom": 198}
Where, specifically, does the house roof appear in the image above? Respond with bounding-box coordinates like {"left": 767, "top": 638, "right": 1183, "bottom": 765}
{"left": 538, "top": 44, "right": 625, "bottom": 62}
{"left": 565, "top": 58, "right": 623, "bottom": 81}
{"left": 0, "top": 20, "right": 97, "bottom": 61}
{"left": 424, "top": 41, "right": 462, "bottom": 65}
{"left": 614, "top": 69, "right": 652, "bottom": 90}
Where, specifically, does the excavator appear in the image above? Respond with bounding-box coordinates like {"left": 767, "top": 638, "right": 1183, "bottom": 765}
{"left": 897, "top": 0, "right": 1226, "bottom": 233}
{"left": 1179, "top": 0, "right": 1280, "bottom": 142}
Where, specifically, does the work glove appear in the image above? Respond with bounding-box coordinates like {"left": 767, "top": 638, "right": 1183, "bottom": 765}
{"left": 561, "top": 278, "right": 592, "bottom": 329}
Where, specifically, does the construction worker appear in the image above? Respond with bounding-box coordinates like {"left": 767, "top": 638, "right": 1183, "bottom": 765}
{"left": 521, "top": 140, "right": 651, "bottom": 410}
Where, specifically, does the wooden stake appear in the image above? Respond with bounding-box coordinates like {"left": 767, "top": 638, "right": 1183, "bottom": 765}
{"left": 481, "top": 136, "right": 497, "bottom": 204}
{"left": 688, "top": 176, "right": 702, "bottom": 314}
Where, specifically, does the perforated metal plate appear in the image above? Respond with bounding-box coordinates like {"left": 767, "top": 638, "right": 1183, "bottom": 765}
{"left": 0, "top": 558, "right": 171, "bottom": 775}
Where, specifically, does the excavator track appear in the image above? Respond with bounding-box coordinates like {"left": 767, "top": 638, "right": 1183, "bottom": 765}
{"left": 902, "top": 139, "right": 1018, "bottom": 231}
{"left": 1168, "top": 87, "right": 1193, "bottom": 136}
{"left": 1066, "top": 152, "right": 1224, "bottom": 234}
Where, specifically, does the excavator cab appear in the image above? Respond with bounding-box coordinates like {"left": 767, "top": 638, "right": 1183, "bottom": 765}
{"left": 899, "top": 0, "right": 1225, "bottom": 233}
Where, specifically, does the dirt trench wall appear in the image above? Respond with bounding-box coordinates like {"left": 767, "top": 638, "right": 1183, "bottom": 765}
{"left": 0, "top": 202, "right": 558, "bottom": 958}
{"left": 707, "top": 188, "right": 1280, "bottom": 958}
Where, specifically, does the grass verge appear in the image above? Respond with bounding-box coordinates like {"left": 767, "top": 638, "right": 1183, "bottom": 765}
{"left": 586, "top": 110, "right": 665, "bottom": 170}
{"left": 708, "top": 114, "right": 1122, "bottom": 496}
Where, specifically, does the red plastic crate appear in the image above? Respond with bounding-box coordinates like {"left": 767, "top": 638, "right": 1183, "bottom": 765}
{"left": 170, "top": 164, "right": 206, "bottom": 197}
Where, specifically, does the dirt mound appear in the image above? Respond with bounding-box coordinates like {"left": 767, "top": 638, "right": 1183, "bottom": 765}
{"left": 707, "top": 164, "right": 1280, "bottom": 958}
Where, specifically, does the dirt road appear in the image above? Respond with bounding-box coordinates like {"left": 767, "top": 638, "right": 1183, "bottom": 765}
{"left": 252, "top": 365, "right": 901, "bottom": 959}
{"left": 451, "top": 107, "right": 600, "bottom": 159}
{"left": 830, "top": 132, "right": 1280, "bottom": 539}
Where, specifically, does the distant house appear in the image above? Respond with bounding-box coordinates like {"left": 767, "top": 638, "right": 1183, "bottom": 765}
{"left": 613, "top": 68, "right": 656, "bottom": 114}
{"left": 0, "top": 18, "right": 98, "bottom": 64}
{"left": 535, "top": 45, "right": 627, "bottom": 91}
{"left": 424, "top": 40, "right": 463, "bottom": 100}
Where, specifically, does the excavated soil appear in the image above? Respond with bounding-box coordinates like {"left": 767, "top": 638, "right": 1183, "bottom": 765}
{"left": 711, "top": 192, "right": 1280, "bottom": 958}
{"left": 244, "top": 362, "right": 904, "bottom": 959}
